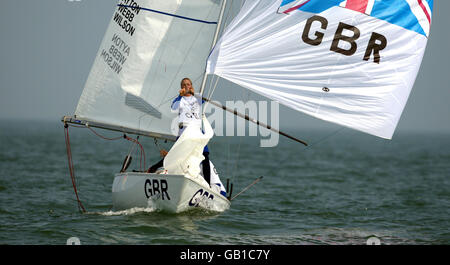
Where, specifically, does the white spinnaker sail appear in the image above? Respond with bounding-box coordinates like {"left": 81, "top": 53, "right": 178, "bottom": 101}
{"left": 75, "top": 0, "right": 222, "bottom": 140}
{"left": 207, "top": 0, "right": 433, "bottom": 139}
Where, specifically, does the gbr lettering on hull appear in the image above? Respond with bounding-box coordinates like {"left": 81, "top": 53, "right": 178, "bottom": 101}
{"left": 189, "top": 189, "right": 214, "bottom": 207}
{"left": 144, "top": 179, "right": 171, "bottom": 200}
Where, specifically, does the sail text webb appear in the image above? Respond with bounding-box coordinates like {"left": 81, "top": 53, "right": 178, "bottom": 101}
{"left": 100, "top": 49, "right": 123, "bottom": 74}
{"left": 113, "top": 12, "right": 136, "bottom": 37}
{"left": 114, "top": 1, "right": 141, "bottom": 37}
{"left": 99, "top": 33, "right": 132, "bottom": 75}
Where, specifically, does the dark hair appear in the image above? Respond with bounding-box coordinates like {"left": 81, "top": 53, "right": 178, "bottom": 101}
{"left": 180, "top": 77, "right": 192, "bottom": 86}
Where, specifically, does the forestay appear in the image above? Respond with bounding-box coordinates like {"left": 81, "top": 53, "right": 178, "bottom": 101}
{"left": 207, "top": 0, "right": 433, "bottom": 139}
{"left": 75, "top": 0, "right": 222, "bottom": 140}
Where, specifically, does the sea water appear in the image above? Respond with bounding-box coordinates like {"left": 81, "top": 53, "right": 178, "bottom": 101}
{"left": 0, "top": 120, "right": 449, "bottom": 245}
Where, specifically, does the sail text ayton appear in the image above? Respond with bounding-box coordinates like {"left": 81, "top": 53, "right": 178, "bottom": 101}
{"left": 100, "top": 34, "right": 131, "bottom": 75}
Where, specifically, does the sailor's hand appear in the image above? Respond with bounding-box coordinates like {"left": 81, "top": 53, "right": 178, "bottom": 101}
{"left": 160, "top": 149, "right": 168, "bottom": 157}
{"left": 179, "top": 89, "right": 185, "bottom": 96}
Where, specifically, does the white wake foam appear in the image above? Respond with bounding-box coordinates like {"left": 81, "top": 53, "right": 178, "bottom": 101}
{"left": 89, "top": 207, "right": 157, "bottom": 216}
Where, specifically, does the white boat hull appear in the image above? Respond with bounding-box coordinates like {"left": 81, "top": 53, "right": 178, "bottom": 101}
{"left": 112, "top": 172, "right": 230, "bottom": 213}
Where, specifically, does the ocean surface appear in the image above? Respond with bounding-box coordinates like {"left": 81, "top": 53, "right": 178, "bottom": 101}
{"left": 0, "top": 120, "right": 449, "bottom": 245}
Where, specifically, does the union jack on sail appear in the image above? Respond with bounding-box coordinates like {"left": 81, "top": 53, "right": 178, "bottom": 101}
{"left": 279, "top": 0, "right": 433, "bottom": 36}
{"left": 278, "top": 0, "right": 312, "bottom": 14}
{"left": 339, "top": 0, "right": 375, "bottom": 15}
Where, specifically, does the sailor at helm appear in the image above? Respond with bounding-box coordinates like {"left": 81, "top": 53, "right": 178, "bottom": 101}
{"left": 148, "top": 78, "right": 213, "bottom": 186}
{"left": 170, "top": 77, "right": 211, "bottom": 185}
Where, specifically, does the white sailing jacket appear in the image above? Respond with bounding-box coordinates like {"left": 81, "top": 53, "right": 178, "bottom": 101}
{"left": 171, "top": 93, "right": 203, "bottom": 136}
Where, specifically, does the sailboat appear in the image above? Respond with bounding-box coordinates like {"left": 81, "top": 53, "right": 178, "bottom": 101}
{"left": 62, "top": 0, "right": 433, "bottom": 213}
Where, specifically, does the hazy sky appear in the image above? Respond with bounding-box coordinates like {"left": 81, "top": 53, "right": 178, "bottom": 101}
{"left": 0, "top": 0, "right": 449, "bottom": 134}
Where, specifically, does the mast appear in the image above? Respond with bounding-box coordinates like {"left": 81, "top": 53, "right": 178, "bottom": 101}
{"left": 199, "top": 0, "right": 228, "bottom": 97}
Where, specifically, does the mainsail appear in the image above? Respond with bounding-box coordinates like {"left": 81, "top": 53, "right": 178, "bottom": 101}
{"left": 73, "top": 0, "right": 223, "bottom": 141}
{"left": 207, "top": 0, "right": 433, "bottom": 139}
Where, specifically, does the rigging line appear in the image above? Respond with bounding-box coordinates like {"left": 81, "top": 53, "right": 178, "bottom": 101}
{"left": 230, "top": 176, "right": 263, "bottom": 201}
{"left": 230, "top": 88, "right": 249, "bottom": 183}
{"left": 153, "top": 138, "right": 163, "bottom": 153}
{"left": 64, "top": 124, "right": 86, "bottom": 213}
{"left": 209, "top": 73, "right": 220, "bottom": 99}
{"left": 154, "top": 5, "right": 219, "bottom": 108}
{"left": 124, "top": 135, "right": 146, "bottom": 171}
{"left": 209, "top": 75, "right": 220, "bottom": 99}
{"left": 65, "top": 124, "right": 86, "bottom": 129}
{"left": 201, "top": 0, "right": 233, "bottom": 101}
{"left": 199, "top": 0, "right": 228, "bottom": 96}
{"left": 205, "top": 0, "right": 250, "bottom": 109}
{"left": 205, "top": 74, "right": 213, "bottom": 100}
{"left": 205, "top": 75, "right": 220, "bottom": 110}
{"left": 153, "top": 73, "right": 204, "bottom": 110}
{"left": 138, "top": 5, "right": 219, "bottom": 117}
{"left": 193, "top": 73, "right": 204, "bottom": 84}
{"left": 202, "top": 72, "right": 213, "bottom": 102}
{"left": 117, "top": 5, "right": 218, "bottom": 25}
{"left": 151, "top": 72, "right": 199, "bottom": 110}
{"left": 226, "top": 82, "right": 231, "bottom": 179}
{"left": 223, "top": 0, "right": 235, "bottom": 29}
{"left": 134, "top": 138, "right": 142, "bottom": 171}
{"left": 224, "top": 74, "right": 232, "bottom": 180}
{"left": 134, "top": 112, "right": 154, "bottom": 147}
{"left": 126, "top": 136, "right": 138, "bottom": 160}
{"left": 140, "top": 10, "right": 172, "bottom": 104}
{"left": 203, "top": 0, "right": 233, "bottom": 102}
{"left": 153, "top": 137, "right": 170, "bottom": 153}
{"left": 150, "top": 70, "right": 203, "bottom": 108}
{"left": 138, "top": 140, "right": 142, "bottom": 171}
{"left": 202, "top": 96, "right": 308, "bottom": 146}
{"left": 86, "top": 125, "right": 123, "bottom": 141}
{"left": 226, "top": 128, "right": 231, "bottom": 181}
{"left": 84, "top": 116, "right": 146, "bottom": 171}
{"left": 159, "top": 4, "right": 219, "bottom": 103}
{"left": 231, "top": 133, "right": 243, "bottom": 183}
{"left": 72, "top": 123, "right": 123, "bottom": 141}
{"left": 307, "top": 127, "right": 346, "bottom": 148}
{"left": 204, "top": 76, "right": 220, "bottom": 114}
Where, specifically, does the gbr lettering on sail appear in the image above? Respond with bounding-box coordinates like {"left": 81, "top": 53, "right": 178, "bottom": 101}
{"left": 301, "top": 15, "right": 387, "bottom": 64}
